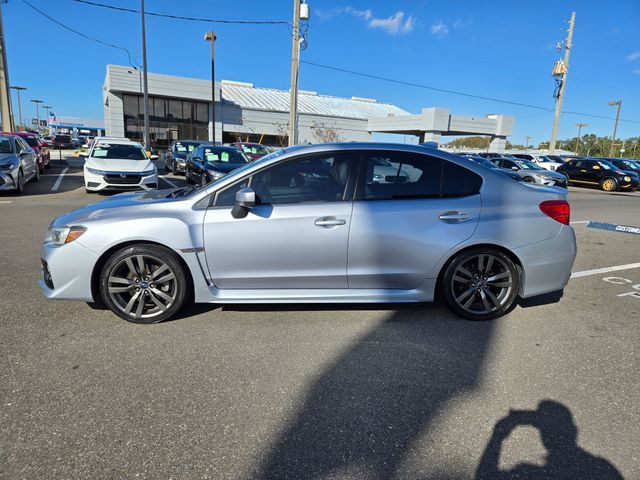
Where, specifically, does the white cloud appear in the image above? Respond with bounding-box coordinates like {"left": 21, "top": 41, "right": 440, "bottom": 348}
{"left": 633, "top": 69, "right": 640, "bottom": 75}
{"left": 430, "top": 21, "right": 449, "bottom": 37}
{"left": 453, "top": 18, "right": 473, "bottom": 29}
{"left": 319, "top": 6, "right": 415, "bottom": 35}
{"left": 627, "top": 51, "right": 640, "bottom": 61}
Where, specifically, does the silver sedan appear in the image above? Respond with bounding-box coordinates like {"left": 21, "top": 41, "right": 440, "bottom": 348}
{"left": 40, "top": 143, "right": 576, "bottom": 323}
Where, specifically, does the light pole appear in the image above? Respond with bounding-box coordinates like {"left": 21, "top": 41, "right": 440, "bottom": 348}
{"left": 10, "top": 85, "right": 26, "bottom": 130}
{"left": 31, "top": 99, "right": 43, "bottom": 134}
{"left": 524, "top": 135, "right": 532, "bottom": 153}
{"left": 574, "top": 122, "right": 588, "bottom": 155}
{"left": 140, "top": 0, "right": 150, "bottom": 150}
{"left": 608, "top": 100, "right": 621, "bottom": 157}
{"left": 43, "top": 105, "right": 52, "bottom": 134}
{"left": 204, "top": 31, "right": 217, "bottom": 144}
{"left": 288, "top": 0, "right": 310, "bottom": 146}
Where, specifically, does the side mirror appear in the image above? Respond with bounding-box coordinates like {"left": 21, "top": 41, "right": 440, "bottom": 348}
{"left": 192, "top": 156, "right": 201, "bottom": 162}
{"left": 511, "top": 167, "right": 518, "bottom": 171}
{"left": 232, "top": 187, "right": 256, "bottom": 218}
{"left": 150, "top": 154, "right": 159, "bottom": 160}
{"left": 79, "top": 151, "right": 89, "bottom": 157}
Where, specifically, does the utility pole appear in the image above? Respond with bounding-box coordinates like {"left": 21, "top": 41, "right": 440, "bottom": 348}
{"left": 0, "top": 3, "right": 14, "bottom": 132}
{"left": 549, "top": 11, "right": 576, "bottom": 154}
{"left": 31, "top": 99, "right": 42, "bottom": 134}
{"left": 10, "top": 85, "right": 25, "bottom": 130}
{"left": 140, "top": 0, "right": 150, "bottom": 150}
{"left": 608, "top": 100, "right": 621, "bottom": 157}
{"left": 524, "top": 135, "right": 532, "bottom": 152}
{"left": 288, "top": 0, "right": 301, "bottom": 146}
{"left": 204, "top": 31, "right": 217, "bottom": 144}
{"left": 574, "top": 122, "right": 588, "bottom": 155}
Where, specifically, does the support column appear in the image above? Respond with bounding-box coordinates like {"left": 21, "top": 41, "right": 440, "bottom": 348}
{"left": 421, "top": 131, "right": 442, "bottom": 145}
{"left": 489, "top": 137, "right": 507, "bottom": 153}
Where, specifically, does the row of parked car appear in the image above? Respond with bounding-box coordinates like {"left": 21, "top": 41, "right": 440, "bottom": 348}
{"left": 456, "top": 152, "right": 640, "bottom": 192}
{"left": 0, "top": 132, "right": 52, "bottom": 193}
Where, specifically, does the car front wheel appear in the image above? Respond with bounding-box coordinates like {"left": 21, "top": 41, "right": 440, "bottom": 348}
{"left": 100, "top": 244, "right": 190, "bottom": 324}
{"left": 600, "top": 177, "right": 618, "bottom": 192}
{"left": 441, "top": 249, "right": 520, "bottom": 321}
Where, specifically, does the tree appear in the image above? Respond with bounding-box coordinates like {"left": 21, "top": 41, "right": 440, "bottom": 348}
{"left": 310, "top": 121, "right": 343, "bottom": 143}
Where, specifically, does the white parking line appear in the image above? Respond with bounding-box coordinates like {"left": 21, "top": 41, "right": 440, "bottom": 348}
{"left": 0, "top": 200, "right": 11, "bottom": 204}
{"left": 570, "top": 221, "right": 589, "bottom": 225}
{"left": 571, "top": 263, "right": 640, "bottom": 279}
{"left": 52, "top": 168, "right": 69, "bottom": 192}
{"left": 160, "top": 176, "right": 177, "bottom": 188}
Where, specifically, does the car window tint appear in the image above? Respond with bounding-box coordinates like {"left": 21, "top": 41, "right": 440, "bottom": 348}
{"left": 215, "top": 180, "right": 249, "bottom": 207}
{"left": 0, "top": 138, "right": 12, "bottom": 153}
{"left": 502, "top": 160, "right": 517, "bottom": 169}
{"left": 251, "top": 152, "right": 355, "bottom": 205}
{"left": 441, "top": 161, "right": 482, "bottom": 197}
{"left": 363, "top": 152, "right": 441, "bottom": 200}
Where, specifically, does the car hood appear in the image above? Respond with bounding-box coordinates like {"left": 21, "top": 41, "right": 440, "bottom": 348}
{"left": 206, "top": 162, "right": 247, "bottom": 173}
{"left": 50, "top": 189, "right": 178, "bottom": 227}
{"left": 85, "top": 158, "right": 154, "bottom": 173}
{"left": 531, "top": 169, "right": 565, "bottom": 180}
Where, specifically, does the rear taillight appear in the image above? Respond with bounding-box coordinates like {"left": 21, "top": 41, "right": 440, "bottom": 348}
{"left": 539, "top": 200, "right": 570, "bottom": 225}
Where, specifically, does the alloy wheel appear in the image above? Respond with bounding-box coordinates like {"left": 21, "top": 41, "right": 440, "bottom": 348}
{"left": 602, "top": 178, "right": 616, "bottom": 192}
{"left": 450, "top": 253, "right": 514, "bottom": 315}
{"left": 106, "top": 254, "right": 177, "bottom": 321}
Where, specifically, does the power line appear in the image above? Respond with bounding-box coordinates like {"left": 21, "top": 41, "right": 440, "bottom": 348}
{"left": 71, "top": 0, "right": 290, "bottom": 25}
{"left": 300, "top": 60, "right": 640, "bottom": 125}
{"left": 23, "top": 0, "right": 133, "bottom": 65}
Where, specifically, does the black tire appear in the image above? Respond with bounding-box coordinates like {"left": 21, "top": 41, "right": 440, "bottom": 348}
{"left": 523, "top": 176, "right": 534, "bottom": 183}
{"left": 33, "top": 165, "right": 40, "bottom": 182}
{"left": 100, "top": 244, "right": 190, "bottom": 324}
{"left": 45, "top": 158, "right": 51, "bottom": 169}
{"left": 13, "top": 169, "right": 24, "bottom": 194}
{"left": 599, "top": 177, "right": 618, "bottom": 192}
{"left": 185, "top": 168, "right": 193, "bottom": 185}
{"left": 441, "top": 248, "right": 520, "bottom": 321}
{"left": 171, "top": 161, "right": 178, "bottom": 175}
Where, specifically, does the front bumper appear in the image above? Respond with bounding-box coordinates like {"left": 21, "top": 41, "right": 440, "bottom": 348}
{"left": 39, "top": 240, "right": 98, "bottom": 301}
{"left": 0, "top": 168, "right": 19, "bottom": 191}
{"left": 173, "top": 161, "right": 186, "bottom": 173}
{"left": 84, "top": 168, "right": 158, "bottom": 192}
{"left": 515, "top": 225, "right": 577, "bottom": 298}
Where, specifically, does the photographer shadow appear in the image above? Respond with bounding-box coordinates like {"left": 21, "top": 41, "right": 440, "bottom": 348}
{"left": 475, "top": 400, "right": 623, "bottom": 480}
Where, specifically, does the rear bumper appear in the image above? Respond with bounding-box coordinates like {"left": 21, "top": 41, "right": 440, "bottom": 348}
{"left": 515, "top": 225, "right": 577, "bottom": 298}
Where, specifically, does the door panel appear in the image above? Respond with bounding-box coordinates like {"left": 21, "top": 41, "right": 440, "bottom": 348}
{"left": 348, "top": 196, "right": 481, "bottom": 289}
{"left": 203, "top": 202, "right": 353, "bottom": 288}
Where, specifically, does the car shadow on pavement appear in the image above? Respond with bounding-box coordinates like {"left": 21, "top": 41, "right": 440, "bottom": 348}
{"left": 475, "top": 400, "right": 624, "bottom": 479}
{"left": 248, "top": 306, "right": 497, "bottom": 479}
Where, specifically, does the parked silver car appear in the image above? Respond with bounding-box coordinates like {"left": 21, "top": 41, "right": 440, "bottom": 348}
{"left": 40, "top": 143, "right": 576, "bottom": 323}
{"left": 488, "top": 157, "right": 568, "bottom": 187}
{"left": 0, "top": 135, "right": 40, "bottom": 193}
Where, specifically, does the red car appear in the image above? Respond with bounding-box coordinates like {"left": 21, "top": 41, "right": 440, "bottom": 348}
{"left": 13, "top": 132, "right": 50, "bottom": 172}
{"left": 229, "top": 142, "right": 270, "bottom": 161}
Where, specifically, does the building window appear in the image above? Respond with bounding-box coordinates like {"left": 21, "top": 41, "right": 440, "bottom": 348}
{"left": 122, "top": 94, "right": 210, "bottom": 149}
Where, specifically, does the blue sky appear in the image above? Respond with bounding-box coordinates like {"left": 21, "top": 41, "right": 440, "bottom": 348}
{"left": 4, "top": 0, "right": 639, "bottom": 145}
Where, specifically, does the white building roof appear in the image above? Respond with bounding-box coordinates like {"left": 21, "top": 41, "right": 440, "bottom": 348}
{"left": 220, "top": 81, "right": 409, "bottom": 120}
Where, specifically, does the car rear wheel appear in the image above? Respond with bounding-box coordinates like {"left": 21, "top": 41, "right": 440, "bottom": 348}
{"left": 100, "top": 244, "right": 190, "bottom": 324}
{"left": 600, "top": 177, "right": 618, "bottom": 192}
{"left": 13, "top": 169, "right": 24, "bottom": 194}
{"left": 33, "top": 165, "right": 40, "bottom": 182}
{"left": 441, "top": 249, "right": 519, "bottom": 321}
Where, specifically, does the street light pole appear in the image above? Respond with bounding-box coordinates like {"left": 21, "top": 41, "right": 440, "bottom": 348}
{"left": 31, "top": 99, "right": 43, "bottom": 134}
{"left": 524, "top": 135, "right": 532, "bottom": 153}
{"left": 140, "top": 0, "right": 150, "bottom": 150}
{"left": 204, "top": 31, "right": 217, "bottom": 144}
{"left": 0, "top": 4, "right": 14, "bottom": 132}
{"left": 288, "top": 0, "right": 301, "bottom": 146}
{"left": 608, "top": 100, "right": 621, "bottom": 157}
{"left": 10, "top": 85, "right": 26, "bottom": 130}
{"left": 574, "top": 122, "right": 588, "bottom": 155}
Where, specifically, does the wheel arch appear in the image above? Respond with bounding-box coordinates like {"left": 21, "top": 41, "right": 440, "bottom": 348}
{"left": 434, "top": 243, "right": 524, "bottom": 302}
{"left": 90, "top": 240, "right": 195, "bottom": 305}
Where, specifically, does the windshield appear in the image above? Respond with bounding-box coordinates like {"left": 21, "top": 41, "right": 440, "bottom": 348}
{"left": 54, "top": 135, "right": 71, "bottom": 142}
{"left": 620, "top": 160, "right": 640, "bottom": 171}
{"left": 175, "top": 142, "right": 200, "bottom": 156}
{"left": 0, "top": 137, "right": 13, "bottom": 153}
{"left": 203, "top": 147, "right": 249, "bottom": 164}
{"left": 468, "top": 156, "right": 498, "bottom": 169}
{"left": 239, "top": 144, "right": 269, "bottom": 155}
{"left": 546, "top": 155, "right": 563, "bottom": 162}
{"left": 91, "top": 143, "right": 147, "bottom": 160}
{"left": 515, "top": 159, "right": 544, "bottom": 170}
{"left": 22, "top": 137, "right": 39, "bottom": 147}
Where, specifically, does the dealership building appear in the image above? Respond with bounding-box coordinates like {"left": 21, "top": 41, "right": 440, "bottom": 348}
{"left": 103, "top": 64, "right": 514, "bottom": 151}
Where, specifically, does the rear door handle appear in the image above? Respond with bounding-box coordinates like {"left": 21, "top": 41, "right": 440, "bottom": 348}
{"left": 439, "top": 211, "right": 469, "bottom": 223}
{"left": 314, "top": 216, "right": 346, "bottom": 227}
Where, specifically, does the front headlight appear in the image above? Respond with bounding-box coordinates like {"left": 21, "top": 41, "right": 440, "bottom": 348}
{"left": 141, "top": 167, "right": 157, "bottom": 176}
{"left": 86, "top": 167, "right": 107, "bottom": 175}
{"left": 624, "top": 176, "right": 631, "bottom": 182}
{"left": 208, "top": 170, "right": 226, "bottom": 180}
{"left": 44, "top": 225, "right": 87, "bottom": 245}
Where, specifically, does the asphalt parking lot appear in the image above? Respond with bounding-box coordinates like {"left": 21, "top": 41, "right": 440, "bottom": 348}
{"left": 1, "top": 153, "right": 639, "bottom": 479}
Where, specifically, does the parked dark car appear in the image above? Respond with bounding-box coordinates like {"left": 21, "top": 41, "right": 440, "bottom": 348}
{"left": 556, "top": 158, "right": 636, "bottom": 192}
{"left": 229, "top": 142, "right": 270, "bottom": 161}
{"left": 185, "top": 145, "right": 250, "bottom": 186}
{"left": 13, "top": 132, "right": 50, "bottom": 172}
{"left": 52, "top": 134, "right": 73, "bottom": 149}
{"left": 0, "top": 134, "right": 40, "bottom": 193}
{"left": 475, "top": 152, "right": 504, "bottom": 159}
{"left": 163, "top": 140, "right": 203, "bottom": 174}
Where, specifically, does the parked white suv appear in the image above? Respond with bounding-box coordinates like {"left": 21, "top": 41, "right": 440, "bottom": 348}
{"left": 82, "top": 138, "right": 158, "bottom": 192}
{"left": 512, "top": 154, "right": 563, "bottom": 171}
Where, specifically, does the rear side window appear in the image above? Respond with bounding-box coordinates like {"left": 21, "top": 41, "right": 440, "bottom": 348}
{"left": 441, "top": 162, "right": 482, "bottom": 197}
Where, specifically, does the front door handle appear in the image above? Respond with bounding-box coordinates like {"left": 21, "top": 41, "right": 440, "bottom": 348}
{"left": 314, "top": 216, "right": 346, "bottom": 227}
{"left": 439, "top": 211, "right": 469, "bottom": 223}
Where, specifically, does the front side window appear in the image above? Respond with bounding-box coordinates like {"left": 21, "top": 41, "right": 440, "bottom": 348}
{"left": 251, "top": 152, "right": 355, "bottom": 205}
{"left": 91, "top": 143, "right": 147, "bottom": 160}
{"left": 214, "top": 180, "right": 250, "bottom": 207}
